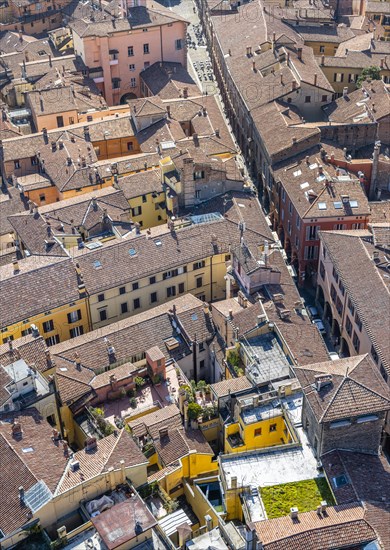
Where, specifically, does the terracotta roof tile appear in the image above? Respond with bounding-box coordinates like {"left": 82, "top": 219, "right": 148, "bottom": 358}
{"left": 154, "top": 427, "right": 213, "bottom": 466}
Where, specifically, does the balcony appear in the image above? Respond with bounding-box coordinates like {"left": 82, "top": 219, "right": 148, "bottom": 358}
{"left": 109, "top": 50, "right": 119, "bottom": 65}
{"left": 227, "top": 432, "right": 245, "bottom": 449}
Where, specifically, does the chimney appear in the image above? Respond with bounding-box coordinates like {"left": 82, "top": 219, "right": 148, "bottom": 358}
{"left": 228, "top": 308, "right": 233, "bottom": 320}
{"left": 42, "top": 127, "right": 48, "bottom": 144}
{"left": 321, "top": 54, "right": 325, "bottom": 66}
{"left": 280, "top": 73, "right": 284, "bottom": 85}
{"left": 51, "top": 141, "right": 57, "bottom": 152}
{"left": 297, "top": 48, "right": 302, "bottom": 60}
{"left": 19, "top": 486, "right": 25, "bottom": 503}
{"left": 183, "top": 87, "right": 188, "bottom": 98}
{"left": 48, "top": 54, "right": 52, "bottom": 67}
{"left": 12, "top": 258, "right": 20, "bottom": 274}
{"left": 315, "top": 374, "right": 333, "bottom": 391}
{"left": 74, "top": 352, "right": 81, "bottom": 369}
{"left": 292, "top": 80, "right": 297, "bottom": 91}
{"left": 166, "top": 105, "right": 171, "bottom": 118}
{"left": 370, "top": 142, "right": 380, "bottom": 200}
{"left": 159, "top": 426, "right": 169, "bottom": 439}
{"left": 204, "top": 515, "right": 213, "bottom": 532}
{"left": 252, "top": 60, "right": 256, "bottom": 72}
{"left": 12, "top": 422, "right": 23, "bottom": 436}
{"left": 246, "top": 46, "right": 252, "bottom": 57}
{"left": 380, "top": 58, "right": 384, "bottom": 68}
{"left": 228, "top": 48, "right": 231, "bottom": 56}
{"left": 343, "top": 87, "right": 348, "bottom": 98}
{"left": 231, "top": 476, "right": 237, "bottom": 489}
{"left": 85, "top": 437, "right": 98, "bottom": 451}
{"left": 372, "top": 250, "right": 380, "bottom": 261}
{"left": 272, "top": 31, "right": 276, "bottom": 42}
{"left": 314, "top": 73, "right": 317, "bottom": 86}
{"left": 290, "top": 507, "right": 299, "bottom": 519}
{"left": 245, "top": 523, "right": 257, "bottom": 550}
{"left": 215, "top": 128, "right": 220, "bottom": 138}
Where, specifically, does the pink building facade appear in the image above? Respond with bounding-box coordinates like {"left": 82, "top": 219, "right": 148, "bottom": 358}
{"left": 72, "top": 1, "right": 187, "bottom": 106}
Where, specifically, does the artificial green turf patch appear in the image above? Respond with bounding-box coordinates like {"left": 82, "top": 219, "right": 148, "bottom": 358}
{"left": 260, "top": 477, "right": 335, "bottom": 519}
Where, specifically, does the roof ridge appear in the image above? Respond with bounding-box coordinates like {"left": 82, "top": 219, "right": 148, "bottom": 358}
{"left": 319, "top": 373, "right": 346, "bottom": 422}
{"left": 103, "top": 429, "right": 123, "bottom": 470}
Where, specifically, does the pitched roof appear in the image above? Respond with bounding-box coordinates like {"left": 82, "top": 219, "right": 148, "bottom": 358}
{"left": 50, "top": 294, "right": 213, "bottom": 372}
{"left": 57, "top": 429, "right": 147, "bottom": 493}
{"left": 154, "top": 427, "right": 213, "bottom": 466}
{"left": 0, "top": 185, "right": 29, "bottom": 236}
{"left": 295, "top": 355, "right": 390, "bottom": 422}
{"left": 0, "top": 335, "right": 50, "bottom": 374}
{"left": 0, "top": 257, "right": 83, "bottom": 328}
{"left": 0, "top": 409, "right": 67, "bottom": 535}
{"left": 319, "top": 230, "right": 390, "bottom": 374}
{"left": 253, "top": 504, "right": 377, "bottom": 550}
{"left": 140, "top": 61, "right": 199, "bottom": 99}
{"left": 127, "top": 404, "right": 182, "bottom": 439}
{"left": 211, "top": 376, "right": 253, "bottom": 398}
{"left": 322, "top": 449, "right": 390, "bottom": 548}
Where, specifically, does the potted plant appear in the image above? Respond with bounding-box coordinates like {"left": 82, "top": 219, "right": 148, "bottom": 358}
{"left": 187, "top": 402, "right": 203, "bottom": 427}
{"left": 134, "top": 376, "right": 145, "bottom": 389}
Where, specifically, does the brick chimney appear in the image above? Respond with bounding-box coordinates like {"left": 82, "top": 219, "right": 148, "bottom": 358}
{"left": 146, "top": 346, "right": 166, "bottom": 381}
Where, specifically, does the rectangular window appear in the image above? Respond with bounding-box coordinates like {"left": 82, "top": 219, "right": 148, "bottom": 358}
{"left": 196, "top": 277, "right": 203, "bottom": 288}
{"left": 112, "top": 79, "right": 120, "bottom": 89}
{"left": 132, "top": 206, "right": 142, "bottom": 216}
{"left": 69, "top": 117, "right": 75, "bottom": 125}
{"left": 296, "top": 215, "right": 300, "bottom": 229}
{"left": 150, "top": 291, "right": 157, "bottom": 303}
{"left": 289, "top": 201, "right": 293, "bottom": 215}
{"left": 142, "top": 194, "right": 147, "bottom": 203}
{"left": 336, "top": 296, "right": 343, "bottom": 315}
{"left": 130, "top": 77, "right": 136, "bottom": 87}
{"left": 330, "top": 284, "right": 337, "bottom": 303}
{"left": 269, "top": 424, "right": 277, "bottom": 432}
{"left": 149, "top": 276, "right": 156, "bottom": 284}
{"left": 347, "top": 298, "right": 355, "bottom": 316}
{"left": 332, "top": 267, "right": 339, "bottom": 283}
{"left": 128, "top": 46, "right": 134, "bottom": 56}
{"left": 67, "top": 310, "right": 81, "bottom": 324}
{"left": 319, "top": 45, "right": 325, "bottom": 53}
{"left": 321, "top": 95, "right": 327, "bottom": 102}
{"left": 306, "top": 225, "right": 318, "bottom": 241}
{"left": 43, "top": 320, "right": 54, "bottom": 333}
{"left": 352, "top": 331, "right": 360, "bottom": 353}
{"left": 346, "top": 316, "right": 353, "bottom": 337}
{"left": 305, "top": 95, "right": 311, "bottom": 103}
{"left": 193, "top": 170, "right": 205, "bottom": 180}
{"left": 339, "top": 280, "right": 345, "bottom": 296}
{"left": 46, "top": 334, "right": 60, "bottom": 346}
{"left": 175, "top": 38, "right": 183, "bottom": 50}
{"left": 31, "top": 156, "right": 38, "bottom": 165}
{"left": 14, "top": 160, "right": 20, "bottom": 169}
{"left": 119, "top": 286, "right": 126, "bottom": 295}
{"left": 199, "top": 359, "right": 205, "bottom": 370}
{"left": 193, "top": 260, "right": 205, "bottom": 270}
{"left": 319, "top": 261, "right": 325, "bottom": 280}
{"left": 254, "top": 428, "right": 262, "bottom": 437}
{"left": 287, "top": 220, "right": 291, "bottom": 235}
{"left": 132, "top": 282, "right": 139, "bottom": 291}
{"left": 334, "top": 73, "right": 344, "bottom": 82}
{"left": 121, "top": 302, "right": 128, "bottom": 314}
{"left": 178, "top": 282, "right": 185, "bottom": 293}
{"left": 98, "top": 293, "right": 105, "bottom": 302}
{"left": 281, "top": 188, "right": 286, "bottom": 202}
{"left": 304, "top": 245, "right": 318, "bottom": 260}
{"left": 127, "top": 141, "right": 133, "bottom": 151}
{"left": 129, "top": 63, "right": 135, "bottom": 71}
{"left": 144, "top": 61, "right": 150, "bottom": 69}
{"left": 56, "top": 115, "right": 64, "bottom": 127}
{"left": 133, "top": 298, "right": 141, "bottom": 309}
{"left": 99, "top": 309, "right": 107, "bottom": 322}
{"left": 371, "top": 345, "right": 378, "bottom": 364}
{"left": 167, "top": 286, "right": 176, "bottom": 298}
{"left": 143, "top": 43, "right": 149, "bottom": 54}
{"left": 163, "top": 269, "right": 179, "bottom": 280}
{"left": 70, "top": 325, "right": 84, "bottom": 338}
{"left": 355, "top": 313, "right": 362, "bottom": 332}
{"left": 39, "top": 193, "right": 46, "bottom": 203}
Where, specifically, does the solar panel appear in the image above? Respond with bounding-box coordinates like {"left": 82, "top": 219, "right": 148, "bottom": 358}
{"left": 24, "top": 480, "right": 53, "bottom": 514}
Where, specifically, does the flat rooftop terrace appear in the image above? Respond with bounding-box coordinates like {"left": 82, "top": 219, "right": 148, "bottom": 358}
{"left": 221, "top": 427, "right": 319, "bottom": 491}
{"left": 243, "top": 333, "right": 291, "bottom": 385}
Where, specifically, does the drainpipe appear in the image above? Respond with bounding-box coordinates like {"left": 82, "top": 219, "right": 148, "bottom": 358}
{"left": 160, "top": 25, "right": 164, "bottom": 65}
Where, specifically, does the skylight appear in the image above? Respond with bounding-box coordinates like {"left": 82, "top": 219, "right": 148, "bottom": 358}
{"left": 86, "top": 241, "right": 103, "bottom": 250}
{"left": 191, "top": 313, "right": 198, "bottom": 321}
{"left": 350, "top": 200, "right": 358, "bottom": 208}
{"left": 300, "top": 182, "right": 309, "bottom": 189}
{"left": 334, "top": 202, "right": 342, "bottom": 209}
{"left": 154, "top": 239, "right": 162, "bottom": 247}
{"left": 129, "top": 248, "right": 137, "bottom": 256}
{"left": 318, "top": 202, "right": 327, "bottom": 210}
{"left": 309, "top": 163, "right": 318, "bottom": 170}
{"left": 93, "top": 260, "right": 102, "bottom": 269}
{"left": 293, "top": 169, "right": 302, "bottom": 177}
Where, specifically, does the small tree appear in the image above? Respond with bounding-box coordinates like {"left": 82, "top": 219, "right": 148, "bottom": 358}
{"left": 356, "top": 66, "right": 381, "bottom": 88}
{"left": 134, "top": 376, "right": 145, "bottom": 388}
{"left": 129, "top": 396, "right": 137, "bottom": 408}
{"left": 187, "top": 402, "right": 203, "bottom": 420}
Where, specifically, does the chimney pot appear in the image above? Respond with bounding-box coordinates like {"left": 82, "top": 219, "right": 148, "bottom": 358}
{"left": 297, "top": 48, "right": 302, "bottom": 61}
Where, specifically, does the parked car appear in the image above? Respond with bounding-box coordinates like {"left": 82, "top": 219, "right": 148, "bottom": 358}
{"left": 312, "top": 318, "right": 326, "bottom": 335}
{"left": 307, "top": 305, "right": 318, "bottom": 319}
{"left": 329, "top": 352, "right": 340, "bottom": 361}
